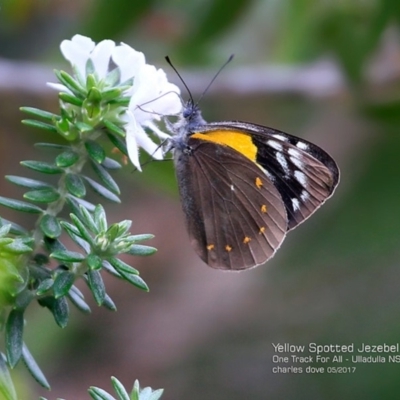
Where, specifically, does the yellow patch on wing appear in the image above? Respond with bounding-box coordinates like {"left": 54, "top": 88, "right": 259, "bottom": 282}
{"left": 192, "top": 130, "right": 257, "bottom": 162}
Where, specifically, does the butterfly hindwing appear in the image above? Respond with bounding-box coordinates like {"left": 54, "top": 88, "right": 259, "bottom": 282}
{"left": 174, "top": 137, "right": 287, "bottom": 270}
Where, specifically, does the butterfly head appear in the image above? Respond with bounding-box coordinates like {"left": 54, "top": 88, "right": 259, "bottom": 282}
{"left": 181, "top": 99, "right": 206, "bottom": 130}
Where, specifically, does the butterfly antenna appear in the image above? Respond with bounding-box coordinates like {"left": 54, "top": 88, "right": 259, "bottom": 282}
{"left": 195, "top": 54, "right": 234, "bottom": 106}
{"left": 165, "top": 56, "right": 194, "bottom": 105}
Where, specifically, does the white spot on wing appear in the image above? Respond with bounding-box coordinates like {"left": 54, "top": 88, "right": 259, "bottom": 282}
{"left": 300, "top": 190, "right": 310, "bottom": 202}
{"left": 296, "top": 141, "right": 309, "bottom": 150}
{"left": 230, "top": 184, "right": 235, "bottom": 191}
{"left": 276, "top": 152, "right": 289, "bottom": 175}
{"left": 267, "top": 140, "right": 283, "bottom": 152}
{"left": 290, "top": 156, "right": 304, "bottom": 170}
{"left": 294, "top": 170, "right": 307, "bottom": 186}
{"left": 292, "top": 198, "right": 300, "bottom": 211}
{"left": 272, "top": 134, "right": 288, "bottom": 142}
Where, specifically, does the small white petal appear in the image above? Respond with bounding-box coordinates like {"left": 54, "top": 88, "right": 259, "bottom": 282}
{"left": 135, "top": 125, "right": 164, "bottom": 160}
{"left": 60, "top": 35, "right": 95, "bottom": 78}
{"left": 91, "top": 40, "right": 115, "bottom": 79}
{"left": 129, "top": 65, "right": 181, "bottom": 124}
{"left": 113, "top": 43, "right": 145, "bottom": 83}
{"left": 125, "top": 114, "right": 141, "bottom": 171}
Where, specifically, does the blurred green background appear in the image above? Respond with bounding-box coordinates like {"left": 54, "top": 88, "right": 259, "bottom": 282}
{"left": 1, "top": 0, "right": 400, "bottom": 399}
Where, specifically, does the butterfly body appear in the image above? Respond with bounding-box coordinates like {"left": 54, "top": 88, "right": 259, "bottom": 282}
{"left": 168, "top": 101, "right": 339, "bottom": 270}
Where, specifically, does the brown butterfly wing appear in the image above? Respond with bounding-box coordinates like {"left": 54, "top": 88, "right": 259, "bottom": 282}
{"left": 174, "top": 138, "right": 287, "bottom": 270}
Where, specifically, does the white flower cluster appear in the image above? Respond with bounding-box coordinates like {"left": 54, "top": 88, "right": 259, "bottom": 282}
{"left": 49, "top": 34, "right": 182, "bottom": 170}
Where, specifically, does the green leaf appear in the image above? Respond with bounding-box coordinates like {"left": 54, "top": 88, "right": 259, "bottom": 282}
{"left": 130, "top": 234, "right": 154, "bottom": 242}
{"left": 93, "top": 205, "right": 107, "bottom": 232}
{"left": 14, "top": 290, "right": 34, "bottom": 310}
{"left": 75, "top": 121, "right": 94, "bottom": 134}
{"left": 111, "top": 377, "right": 129, "bottom": 400}
{"left": 103, "top": 120, "right": 125, "bottom": 138}
{"left": 102, "top": 294, "right": 117, "bottom": 311}
{"left": 131, "top": 380, "right": 163, "bottom": 400}
{"left": 43, "top": 237, "right": 67, "bottom": 253}
{"left": 84, "top": 176, "right": 121, "bottom": 203}
{"left": 85, "top": 140, "right": 106, "bottom": 164}
{"left": 108, "top": 257, "right": 139, "bottom": 275}
{"left": 65, "top": 173, "right": 86, "bottom": 198}
{"left": 108, "top": 96, "right": 130, "bottom": 107}
{"left": 131, "top": 380, "right": 140, "bottom": 400}
{"left": 65, "top": 196, "right": 83, "bottom": 218}
{"left": 22, "top": 343, "right": 50, "bottom": 389}
{"left": 102, "top": 87, "right": 124, "bottom": 102}
{"left": 0, "top": 196, "right": 43, "bottom": 214}
{"left": 102, "top": 261, "right": 122, "bottom": 279}
{"left": 21, "top": 119, "right": 58, "bottom": 133}
{"left": 86, "top": 60, "right": 96, "bottom": 78}
{"left": 2, "top": 237, "right": 32, "bottom": 255}
{"left": 50, "top": 250, "right": 85, "bottom": 263}
{"left": 127, "top": 244, "right": 157, "bottom": 257}
{"left": 60, "top": 221, "right": 81, "bottom": 236}
{"left": 78, "top": 205, "right": 99, "bottom": 234}
{"left": 52, "top": 296, "right": 69, "bottom": 328}
{"left": 38, "top": 296, "right": 69, "bottom": 328}
{"left": 53, "top": 271, "right": 75, "bottom": 298}
{"left": 60, "top": 222, "right": 91, "bottom": 254}
{"left": 0, "top": 219, "right": 28, "bottom": 236}
{"left": 40, "top": 214, "right": 62, "bottom": 238}
{"left": 24, "top": 188, "right": 60, "bottom": 204}
{"left": 105, "top": 224, "right": 121, "bottom": 242}
{"left": 35, "top": 279, "right": 54, "bottom": 296}
{"left": 87, "top": 254, "right": 102, "bottom": 270}
{"left": 114, "top": 220, "right": 132, "bottom": 236}
{"left": 90, "top": 161, "right": 120, "bottom": 194}
{"left": 72, "top": 196, "right": 96, "bottom": 211}
{"left": 0, "top": 353, "right": 17, "bottom": 400}
{"left": 68, "top": 286, "right": 91, "bottom": 314}
{"left": 56, "top": 150, "right": 80, "bottom": 168}
{"left": 0, "top": 259, "right": 23, "bottom": 287}
{"left": 55, "top": 70, "right": 86, "bottom": 97}
{"left": 34, "top": 142, "right": 69, "bottom": 151}
{"left": 5, "top": 176, "right": 53, "bottom": 190}
{"left": 20, "top": 107, "right": 57, "bottom": 121}
{"left": 104, "top": 68, "right": 121, "bottom": 87}
{"left": 117, "top": 269, "right": 149, "bottom": 292}
{"left": 59, "top": 92, "right": 84, "bottom": 107}
{"left": 68, "top": 213, "right": 96, "bottom": 244}
{"left": 88, "top": 387, "right": 116, "bottom": 400}
{"left": 146, "top": 389, "right": 164, "bottom": 400}
{"left": 5, "top": 309, "right": 24, "bottom": 368}
{"left": 20, "top": 160, "right": 63, "bottom": 174}
{"left": 0, "top": 224, "right": 10, "bottom": 237}
{"left": 102, "top": 157, "right": 122, "bottom": 170}
{"left": 86, "top": 270, "right": 106, "bottom": 306}
{"left": 106, "top": 133, "right": 128, "bottom": 156}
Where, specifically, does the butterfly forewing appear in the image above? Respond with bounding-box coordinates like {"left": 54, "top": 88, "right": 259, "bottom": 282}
{"left": 204, "top": 122, "right": 339, "bottom": 231}
{"left": 174, "top": 139, "right": 287, "bottom": 270}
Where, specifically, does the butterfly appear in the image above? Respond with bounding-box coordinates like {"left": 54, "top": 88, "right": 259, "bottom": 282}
{"left": 166, "top": 58, "right": 339, "bottom": 270}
